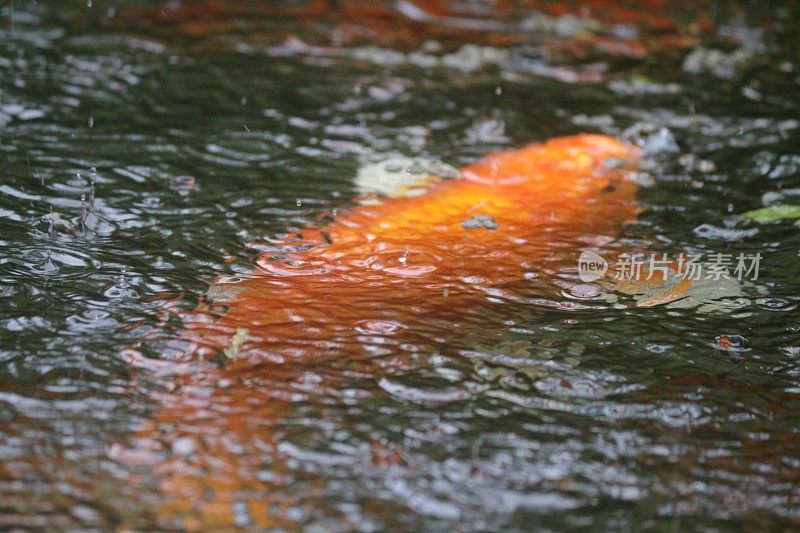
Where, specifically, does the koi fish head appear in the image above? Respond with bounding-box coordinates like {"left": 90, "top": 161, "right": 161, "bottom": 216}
{"left": 461, "top": 134, "right": 639, "bottom": 193}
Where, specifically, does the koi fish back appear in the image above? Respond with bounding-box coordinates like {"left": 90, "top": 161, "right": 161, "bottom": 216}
{"left": 179, "top": 134, "right": 639, "bottom": 364}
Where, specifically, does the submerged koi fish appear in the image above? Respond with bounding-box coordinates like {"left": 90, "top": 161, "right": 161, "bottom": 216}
{"left": 121, "top": 134, "right": 662, "bottom": 529}
{"left": 173, "top": 134, "right": 643, "bottom": 363}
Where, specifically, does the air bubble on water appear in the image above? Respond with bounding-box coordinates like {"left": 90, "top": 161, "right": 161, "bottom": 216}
{"left": 88, "top": 116, "right": 94, "bottom": 128}
{"left": 296, "top": 199, "right": 302, "bottom": 207}
{"left": 495, "top": 86, "right": 502, "bottom": 96}
{"left": 87, "top": 0, "right": 92, "bottom": 7}
{"left": 569, "top": 283, "right": 601, "bottom": 299}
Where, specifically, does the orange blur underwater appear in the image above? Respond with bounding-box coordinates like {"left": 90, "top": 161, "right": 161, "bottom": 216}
{"left": 180, "top": 134, "right": 639, "bottom": 363}
{"left": 120, "top": 134, "right": 644, "bottom": 528}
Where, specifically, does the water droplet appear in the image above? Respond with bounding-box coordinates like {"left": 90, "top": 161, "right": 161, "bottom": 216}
{"left": 88, "top": 116, "right": 94, "bottom": 128}
{"left": 296, "top": 199, "right": 302, "bottom": 207}
{"left": 79, "top": 194, "right": 88, "bottom": 231}
{"left": 495, "top": 86, "right": 502, "bottom": 95}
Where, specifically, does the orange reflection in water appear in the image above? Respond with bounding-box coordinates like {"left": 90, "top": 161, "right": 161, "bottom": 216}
{"left": 109, "top": 0, "right": 710, "bottom": 57}
{"left": 123, "top": 134, "right": 640, "bottom": 529}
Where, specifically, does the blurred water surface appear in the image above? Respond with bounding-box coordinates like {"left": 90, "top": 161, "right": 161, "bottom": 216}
{"left": 1, "top": 1, "right": 799, "bottom": 530}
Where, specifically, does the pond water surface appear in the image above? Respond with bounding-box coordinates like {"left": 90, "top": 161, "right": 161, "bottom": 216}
{"left": 1, "top": 1, "right": 799, "bottom": 530}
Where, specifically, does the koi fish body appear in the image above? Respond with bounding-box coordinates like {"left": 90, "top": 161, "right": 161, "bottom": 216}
{"left": 124, "top": 134, "right": 643, "bottom": 529}
{"left": 180, "top": 134, "right": 640, "bottom": 365}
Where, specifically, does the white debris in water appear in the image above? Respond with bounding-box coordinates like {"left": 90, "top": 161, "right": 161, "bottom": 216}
{"left": 622, "top": 123, "right": 680, "bottom": 155}
{"left": 693, "top": 223, "right": 759, "bottom": 241}
{"left": 682, "top": 47, "right": 752, "bottom": 79}
{"left": 439, "top": 44, "right": 510, "bottom": 72}
{"left": 355, "top": 156, "right": 459, "bottom": 198}
{"left": 462, "top": 214, "right": 499, "bottom": 230}
{"left": 351, "top": 47, "right": 406, "bottom": 66}
{"left": 465, "top": 117, "right": 509, "bottom": 144}
{"left": 171, "top": 437, "right": 197, "bottom": 456}
{"left": 520, "top": 12, "right": 600, "bottom": 37}
{"left": 352, "top": 43, "right": 509, "bottom": 73}
{"left": 762, "top": 191, "right": 785, "bottom": 206}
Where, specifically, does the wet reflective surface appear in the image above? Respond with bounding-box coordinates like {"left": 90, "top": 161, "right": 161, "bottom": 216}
{"left": 1, "top": 1, "right": 799, "bottom": 530}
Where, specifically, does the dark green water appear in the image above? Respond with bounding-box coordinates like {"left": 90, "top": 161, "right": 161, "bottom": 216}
{"left": 1, "top": 1, "right": 799, "bottom": 530}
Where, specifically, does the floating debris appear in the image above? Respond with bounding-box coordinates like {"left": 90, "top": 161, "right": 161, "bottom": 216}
{"left": 622, "top": 123, "right": 680, "bottom": 155}
{"left": 520, "top": 12, "right": 600, "bottom": 37}
{"left": 224, "top": 327, "right": 250, "bottom": 360}
{"left": 693, "top": 223, "right": 759, "bottom": 241}
{"left": 742, "top": 204, "right": 800, "bottom": 222}
{"left": 461, "top": 214, "right": 499, "bottom": 230}
{"left": 682, "top": 47, "right": 752, "bottom": 79}
{"left": 355, "top": 156, "right": 458, "bottom": 198}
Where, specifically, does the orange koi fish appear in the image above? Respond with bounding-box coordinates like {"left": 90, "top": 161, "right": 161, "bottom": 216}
{"left": 121, "top": 134, "right": 644, "bottom": 529}
{"left": 176, "top": 134, "right": 641, "bottom": 362}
